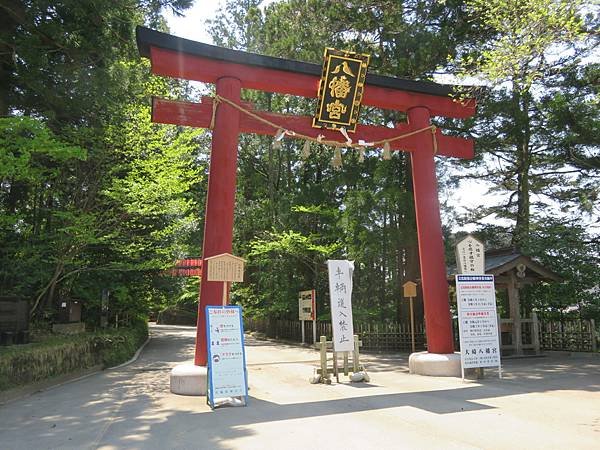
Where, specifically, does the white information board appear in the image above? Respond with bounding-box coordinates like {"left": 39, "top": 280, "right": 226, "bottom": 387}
{"left": 456, "top": 275, "right": 502, "bottom": 377}
{"left": 206, "top": 305, "right": 248, "bottom": 408}
{"left": 327, "top": 260, "right": 355, "bottom": 352}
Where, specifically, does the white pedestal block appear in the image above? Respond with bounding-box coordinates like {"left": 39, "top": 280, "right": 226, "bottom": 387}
{"left": 409, "top": 351, "right": 461, "bottom": 377}
{"left": 170, "top": 363, "right": 207, "bottom": 396}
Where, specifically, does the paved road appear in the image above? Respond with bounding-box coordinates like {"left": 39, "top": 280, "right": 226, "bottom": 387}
{"left": 1, "top": 324, "right": 599, "bottom": 449}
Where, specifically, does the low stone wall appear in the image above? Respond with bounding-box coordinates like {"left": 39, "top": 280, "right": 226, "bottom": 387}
{"left": 52, "top": 322, "right": 86, "bottom": 334}
{"left": 0, "top": 322, "right": 147, "bottom": 391}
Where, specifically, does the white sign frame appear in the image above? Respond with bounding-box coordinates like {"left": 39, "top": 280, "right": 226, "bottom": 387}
{"left": 327, "top": 260, "right": 355, "bottom": 352}
{"left": 456, "top": 274, "right": 502, "bottom": 380}
{"left": 206, "top": 305, "right": 248, "bottom": 408}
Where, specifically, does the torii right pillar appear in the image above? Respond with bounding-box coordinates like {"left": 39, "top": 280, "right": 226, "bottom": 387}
{"left": 407, "top": 106, "right": 461, "bottom": 376}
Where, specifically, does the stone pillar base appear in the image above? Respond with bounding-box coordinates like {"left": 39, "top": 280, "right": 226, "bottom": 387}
{"left": 409, "top": 351, "right": 461, "bottom": 377}
{"left": 170, "top": 363, "right": 207, "bottom": 396}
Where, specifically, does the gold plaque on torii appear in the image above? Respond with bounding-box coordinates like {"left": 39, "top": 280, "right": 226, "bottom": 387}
{"left": 313, "top": 48, "right": 370, "bottom": 133}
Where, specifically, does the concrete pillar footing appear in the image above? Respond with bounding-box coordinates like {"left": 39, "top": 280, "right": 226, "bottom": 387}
{"left": 409, "top": 351, "right": 461, "bottom": 377}
{"left": 170, "top": 363, "right": 207, "bottom": 396}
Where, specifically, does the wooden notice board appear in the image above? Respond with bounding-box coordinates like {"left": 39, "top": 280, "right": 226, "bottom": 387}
{"left": 403, "top": 281, "right": 417, "bottom": 298}
{"left": 206, "top": 253, "right": 245, "bottom": 282}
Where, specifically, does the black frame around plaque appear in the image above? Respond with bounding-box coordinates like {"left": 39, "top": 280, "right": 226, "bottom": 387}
{"left": 313, "top": 48, "right": 370, "bottom": 133}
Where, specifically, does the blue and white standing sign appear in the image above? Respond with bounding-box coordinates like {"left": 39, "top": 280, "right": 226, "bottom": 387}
{"left": 456, "top": 274, "right": 502, "bottom": 379}
{"left": 206, "top": 305, "right": 248, "bottom": 408}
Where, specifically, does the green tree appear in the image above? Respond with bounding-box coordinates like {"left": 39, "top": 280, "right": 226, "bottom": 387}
{"left": 522, "top": 220, "right": 600, "bottom": 322}
{"left": 0, "top": 0, "right": 202, "bottom": 323}
{"left": 452, "top": 0, "right": 598, "bottom": 249}
{"left": 208, "top": 0, "right": 483, "bottom": 323}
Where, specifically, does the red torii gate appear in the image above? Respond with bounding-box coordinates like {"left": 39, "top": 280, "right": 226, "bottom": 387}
{"left": 169, "top": 258, "right": 203, "bottom": 277}
{"left": 136, "top": 27, "right": 476, "bottom": 367}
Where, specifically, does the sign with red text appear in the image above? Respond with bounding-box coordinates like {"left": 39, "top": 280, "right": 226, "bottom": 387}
{"left": 327, "top": 260, "right": 355, "bottom": 352}
{"left": 456, "top": 275, "right": 501, "bottom": 370}
{"left": 298, "top": 290, "right": 316, "bottom": 321}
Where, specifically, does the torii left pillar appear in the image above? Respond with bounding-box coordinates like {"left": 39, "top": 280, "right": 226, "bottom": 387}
{"left": 195, "top": 77, "right": 241, "bottom": 366}
{"left": 169, "top": 77, "right": 241, "bottom": 396}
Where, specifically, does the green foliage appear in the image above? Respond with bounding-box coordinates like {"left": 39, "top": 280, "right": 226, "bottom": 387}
{"left": 0, "top": 117, "right": 86, "bottom": 181}
{"left": 0, "top": 1, "right": 201, "bottom": 322}
{"left": 0, "top": 117, "right": 91, "bottom": 299}
{"left": 207, "top": 0, "right": 480, "bottom": 323}
{"left": 451, "top": 0, "right": 598, "bottom": 249}
{"left": 2, "top": 0, "right": 597, "bottom": 331}
{"left": 460, "top": 0, "right": 585, "bottom": 91}
{"left": 208, "top": 0, "right": 600, "bottom": 326}
{"left": 522, "top": 221, "right": 600, "bottom": 321}
{"left": 249, "top": 230, "right": 341, "bottom": 260}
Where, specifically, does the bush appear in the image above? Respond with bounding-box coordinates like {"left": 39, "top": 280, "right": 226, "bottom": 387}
{"left": 0, "top": 320, "right": 148, "bottom": 391}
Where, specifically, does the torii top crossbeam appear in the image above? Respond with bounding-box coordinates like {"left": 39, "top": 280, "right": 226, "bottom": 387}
{"left": 136, "top": 26, "right": 476, "bottom": 366}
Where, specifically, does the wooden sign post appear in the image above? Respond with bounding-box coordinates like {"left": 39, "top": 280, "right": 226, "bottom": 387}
{"left": 205, "top": 253, "right": 245, "bottom": 305}
{"left": 403, "top": 281, "right": 418, "bottom": 353}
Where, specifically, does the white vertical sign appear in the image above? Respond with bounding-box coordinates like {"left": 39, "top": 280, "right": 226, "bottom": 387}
{"left": 456, "top": 275, "right": 501, "bottom": 373}
{"left": 327, "top": 260, "right": 354, "bottom": 352}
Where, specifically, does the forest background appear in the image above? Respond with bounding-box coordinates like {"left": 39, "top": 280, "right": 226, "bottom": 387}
{"left": 0, "top": 0, "right": 598, "bottom": 331}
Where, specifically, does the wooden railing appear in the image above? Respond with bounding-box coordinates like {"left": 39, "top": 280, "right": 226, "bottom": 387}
{"left": 244, "top": 318, "right": 426, "bottom": 352}
{"left": 499, "top": 314, "right": 541, "bottom": 355}
{"left": 540, "top": 319, "right": 597, "bottom": 352}
{"left": 245, "top": 316, "right": 598, "bottom": 354}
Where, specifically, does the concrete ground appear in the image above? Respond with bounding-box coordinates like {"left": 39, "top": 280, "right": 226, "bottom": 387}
{"left": 0, "top": 324, "right": 599, "bottom": 450}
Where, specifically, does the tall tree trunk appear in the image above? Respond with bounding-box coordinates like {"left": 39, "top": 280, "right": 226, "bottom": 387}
{"left": 381, "top": 204, "right": 388, "bottom": 320}
{"left": 403, "top": 153, "right": 422, "bottom": 328}
{"left": 513, "top": 86, "right": 532, "bottom": 250}
{"left": 0, "top": 0, "right": 23, "bottom": 117}
{"left": 30, "top": 261, "right": 64, "bottom": 317}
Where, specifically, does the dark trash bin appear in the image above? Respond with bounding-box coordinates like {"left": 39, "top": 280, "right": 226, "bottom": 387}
{"left": 0, "top": 297, "right": 30, "bottom": 346}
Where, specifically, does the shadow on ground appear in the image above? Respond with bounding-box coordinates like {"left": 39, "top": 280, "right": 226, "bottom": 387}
{"left": 0, "top": 325, "right": 598, "bottom": 450}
